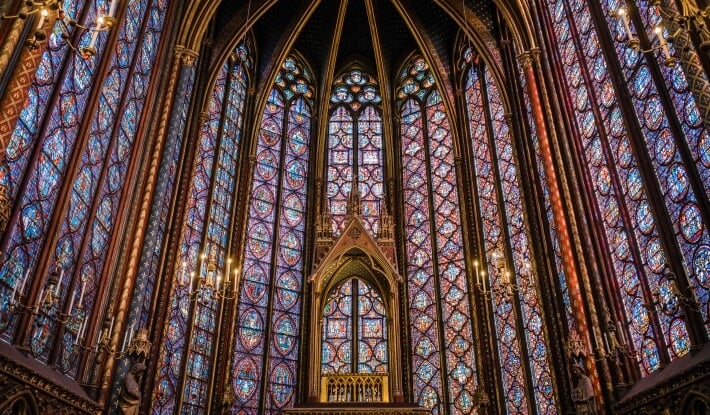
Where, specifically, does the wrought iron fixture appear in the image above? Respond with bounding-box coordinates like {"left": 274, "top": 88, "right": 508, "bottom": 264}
{"left": 616, "top": 6, "right": 677, "bottom": 67}
{"left": 1, "top": 0, "right": 119, "bottom": 56}
{"left": 473, "top": 253, "right": 529, "bottom": 302}
{"left": 178, "top": 249, "right": 239, "bottom": 304}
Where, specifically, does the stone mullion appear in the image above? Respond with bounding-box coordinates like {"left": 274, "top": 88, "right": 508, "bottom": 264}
{"left": 214, "top": 84, "right": 257, "bottom": 412}
{"left": 452, "top": 70, "right": 497, "bottom": 415}
{"left": 518, "top": 50, "right": 606, "bottom": 410}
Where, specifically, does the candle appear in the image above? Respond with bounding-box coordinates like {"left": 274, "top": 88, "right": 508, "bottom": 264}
{"left": 655, "top": 26, "right": 672, "bottom": 60}
{"left": 181, "top": 261, "right": 187, "bottom": 286}
{"left": 55, "top": 269, "right": 63, "bottom": 296}
{"left": 603, "top": 332, "right": 610, "bottom": 353}
{"left": 233, "top": 269, "right": 239, "bottom": 293}
{"left": 127, "top": 323, "right": 135, "bottom": 347}
{"left": 109, "top": 0, "right": 120, "bottom": 17}
{"left": 36, "top": 8, "right": 48, "bottom": 30}
{"left": 78, "top": 280, "right": 86, "bottom": 308}
{"left": 108, "top": 316, "right": 115, "bottom": 338}
{"left": 226, "top": 258, "right": 232, "bottom": 284}
{"left": 36, "top": 286, "right": 45, "bottom": 308}
{"left": 617, "top": 8, "right": 633, "bottom": 40}
{"left": 122, "top": 326, "right": 129, "bottom": 352}
{"left": 20, "top": 268, "right": 29, "bottom": 294}
{"left": 87, "top": 29, "right": 99, "bottom": 51}
{"left": 67, "top": 286, "right": 75, "bottom": 313}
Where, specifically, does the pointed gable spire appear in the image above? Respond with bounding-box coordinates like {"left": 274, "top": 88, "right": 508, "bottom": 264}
{"left": 345, "top": 175, "right": 361, "bottom": 221}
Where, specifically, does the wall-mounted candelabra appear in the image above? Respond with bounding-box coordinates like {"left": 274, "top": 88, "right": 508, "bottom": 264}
{"left": 0, "top": 0, "right": 120, "bottom": 56}
{"left": 614, "top": 2, "right": 693, "bottom": 68}
{"left": 178, "top": 250, "right": 239, "bottom": 304}
{"left": 472, "top": 253, "right": 530, "bottom": 303}
{"left": 616, "top": 7, "right": 674, "bottom": 63}
{"left": 648, "top": 264, "right": 700, "bottom": 315}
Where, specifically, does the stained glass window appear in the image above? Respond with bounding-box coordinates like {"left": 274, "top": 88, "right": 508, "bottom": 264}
{"left": 231, "top": 54, "right": 313, "bottom": 414}
{"left": 321, "top": 278, "right": 388, "bottom": 375}
{"left": 0, "top": 0, "right": 169, "bottom": 377}
{"left": 544, "top": 0, "right": 700, "bottom": 373}
{"left": 327, "top": 68, "right": 383, "bottom": 236}
{"left": 462, "top": 54, "right": 558, "bottom": 413}
{"left": 151, "top": 43, "right": 251, "bottom": 415}
{"left": 398, "top": 56, "right": 477, "bottom": 415}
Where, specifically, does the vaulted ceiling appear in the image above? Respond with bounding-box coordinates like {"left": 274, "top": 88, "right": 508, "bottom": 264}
{"left": 207, "top": 0, "right": 501, "bottom": 91}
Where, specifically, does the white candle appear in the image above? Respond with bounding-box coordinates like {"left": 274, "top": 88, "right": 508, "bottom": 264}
{"left": 78, "top": 280, "right": 86, "bottom": 308}
{"left": 109, "top": 0, "right": 120, "bottom": 17}
{"left": 36, "top": 286, "right": 45, "bottom": 308}
{"left": 108, "top": 316, "right": 115, "bottom": 338}
{"left": 76, "top": 320, "right": 84, "bottom": 338}
{"left": 127, "top": 323, "right": 135, "bottom": 347}
{"left": 36, "top": 8, "right": 48, "bottom": 30}
{"left": 87, "top": 29, "right": 99, "bottom": 50}
{"left": 56, "top": 269, "right": 63, "bottom": 296}
{"left": 618, "top": 8, "right": 633, "bottom": 40}
{"left": 20, "top": 268, "right": 29, "bottom": 294}
{"left": 655, "top": 26, "right": 672, "bottom": 60}
{"left": 122, "top": 328, "right": 129, "bottom": 352}
{"left": 67, "top": 287, "right": 75, "bottom": 313}
{"left": 603, "top": 332, "right": 610, "bottom": 353}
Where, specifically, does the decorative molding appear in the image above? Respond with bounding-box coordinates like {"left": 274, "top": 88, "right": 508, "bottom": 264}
{"left": 0, "top": 347, "right": 101, "bottom": 414}
{"left": 615, "top": 346, "right": 710, "bottom": 414}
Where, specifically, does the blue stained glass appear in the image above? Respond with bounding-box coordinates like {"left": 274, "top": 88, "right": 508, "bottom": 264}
{"left": 232, "top": 55, "right": 310, "bottom": 414}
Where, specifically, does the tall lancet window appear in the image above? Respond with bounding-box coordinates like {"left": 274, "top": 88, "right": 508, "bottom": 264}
{"left": 231, "top": 55, "right": 313, "bottom": 414}
{"left": 151, "top": 43, "right": 251, "bottom": 415}
{"left": 0, "top": 0, "right": 169, "bottom": 375}
{"left": 327, "top": 68, "right": 383, "bottom": 236}
{"left": 398, "top": 56, "right": 477, "bottom": 414}
{"left": 463, "top": 52, "right": 558, "bottom": 414}
{"left": 544, "top": 0, "right": 704, "bottom": 373}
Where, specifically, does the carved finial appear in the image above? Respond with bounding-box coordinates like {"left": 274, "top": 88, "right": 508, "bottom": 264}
{"left": 377, "top": 199, "right": 394, "bottom": 240}
{"left": 345, "top": 176, "right": 361, "bottom": 219}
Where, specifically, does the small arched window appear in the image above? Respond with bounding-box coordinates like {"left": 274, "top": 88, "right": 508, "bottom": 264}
{"left": 321, "top": 277, "right": 388, "bottom": 375}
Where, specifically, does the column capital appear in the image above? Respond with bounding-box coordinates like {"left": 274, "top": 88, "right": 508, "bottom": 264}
{"left": 174, "top": 45, "right": 199, "bottom": 67}
{"left": 516, "top": 48, "right": 541, "bottom": 70}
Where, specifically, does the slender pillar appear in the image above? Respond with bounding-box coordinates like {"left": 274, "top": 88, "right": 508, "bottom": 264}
{"left": 518, "top": 50, "right": 605, "bottom": 405}
{"left": 0, "top": 7, "right": 27, "bottom": 81}
{"left": 100, "top": 45, "right": 197, "bottom": 410}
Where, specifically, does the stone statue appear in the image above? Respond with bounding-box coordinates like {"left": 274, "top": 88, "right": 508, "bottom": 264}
{"left": 571, "top": 361, "right": 596, "bottom": 415}
{"left": 118, "top": 362, "right": 147, "bottom": 415}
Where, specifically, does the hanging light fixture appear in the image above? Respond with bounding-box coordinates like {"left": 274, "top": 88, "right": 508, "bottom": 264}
{"left": 1, "top": 0, "right": 119, "bottom": 56}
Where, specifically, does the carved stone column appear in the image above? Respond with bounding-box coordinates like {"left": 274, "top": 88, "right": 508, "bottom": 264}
{"left": 517, "top": 50, "right": 605, "bottom": 407}
{"left": 101, "top": 45, "right": 198, "bottom": 411}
